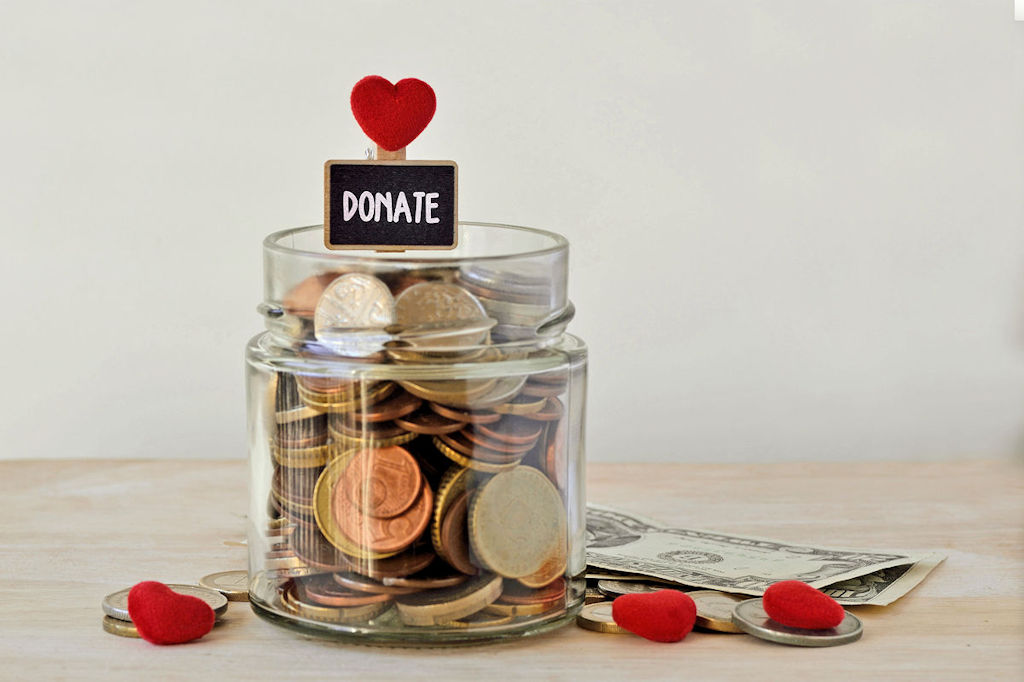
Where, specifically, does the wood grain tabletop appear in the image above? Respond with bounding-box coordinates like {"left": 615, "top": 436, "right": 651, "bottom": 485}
{"left": 1, "top": 458, "right": 1020, "bottom": 681}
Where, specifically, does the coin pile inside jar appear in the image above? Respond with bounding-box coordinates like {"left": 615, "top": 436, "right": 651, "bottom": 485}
{"left": 261, "top": 269, "right": 576, "bottom": 629}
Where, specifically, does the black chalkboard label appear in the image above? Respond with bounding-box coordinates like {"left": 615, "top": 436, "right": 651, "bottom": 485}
{"left": 323, "top": 160, "right": 458, "bottom": 250}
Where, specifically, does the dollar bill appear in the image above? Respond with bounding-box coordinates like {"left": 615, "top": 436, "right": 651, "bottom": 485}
{"left": 586, "top": 504, "right": 945, "bottom": 606}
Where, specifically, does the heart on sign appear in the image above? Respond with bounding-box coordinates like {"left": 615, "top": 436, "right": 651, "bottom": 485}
{"left": 762, "top": 580, "right": 845, "bottom": 630}
{"left": 612, "top": 590, "right": 697, "bottom": 643}
{"left": 350, "top": 75, "right": 436, "bottom": 151}
{"left": 127, "top": 581, "right": 215, "bottom": 645}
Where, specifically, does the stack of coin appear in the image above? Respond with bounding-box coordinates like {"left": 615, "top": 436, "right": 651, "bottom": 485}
{"left": 100, "top": 584, "right": 228, "bottom": 639}
{"left": 256, "top": 270, "right": 578, "bottom": 632}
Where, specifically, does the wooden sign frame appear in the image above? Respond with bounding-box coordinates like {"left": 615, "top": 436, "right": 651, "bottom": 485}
{"left": 323, "top": 160, "right": 458, "bottom": 251}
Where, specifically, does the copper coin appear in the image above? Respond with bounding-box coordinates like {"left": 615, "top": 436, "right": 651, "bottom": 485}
{"left": 338, "top": 546, "right": 436, "bottom": 580}
{"left": 439, "top": 432, "right": 525, "bottom": 464}
{"left": 346, "top": 390, "right": 422, "bottom": 423}
{"left": 283, "top": 273, "right": 340, "bottom": 317}
{"left": 438, "top": 491, "right": 477, "bottom": 575}
{"left": 330, "top": 419, "right": 410, "bottom": 441}
{"left": 276, "top": 431, "right": 329, "bottom": 449}
{"left": 459, "top": 427, "right": 537, "bottom": 454}
{"left": 522, "top": 397, "right": 565, "bottom": 422}
{"left": 290, "top": 526, "right": 352, "bottom": 571}
{"left": 380, "top": 565, "right": 470, "bottom": 590}
{"left": 332, "top": 571, "right": 421, "bottom": 595}
{"left": 334, "top": 474, "right": 432, "bottom": 553}
{"left": 521, "top": 381, "right": 565, "bottom": 398}
{"left": 298, "top": 575, "right": 392, "bottom": 607}
{"left": 501, "top": 577, "right": 566, "bottom": 605}
{"left": 272, "top": 466, "right": 322, "bottom": 504}
{"left": 476, "top": 416, "right": 544, "bottom": 446}
{"left": 395, "top": 408, "right": 467, "bottom": 435}
{"left": 428, "top": 402, "right": 502, "bottom": 425}
{"left": 340, "top": 447, "right": 422, "bottom": 519}
{"left": 296, "top": 374, "right": 362, "bottom": 396}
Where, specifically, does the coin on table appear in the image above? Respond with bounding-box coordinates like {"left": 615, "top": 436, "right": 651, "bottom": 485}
{"left": 687, "top": 590, "right": 746, "bottom": 633}
{"left": 103, "top": 584, "right": 229, "bottom": 622}
{"left": 395, "top": 573, "right": 502, "bottom": 626}
{"left": 597, "top": 580, "right": 688, "bottom": 599}
{"left": 576, "top": 602, "right": 630, "bottom": 634}
{"left": 469, "top": 466, "right": 566, "bottom": 578}
{"left": 101, "top": 616, "right": 140, "bottom": 638}
{"left": 199, "top": 570, "right": 251, "bottom": 602}
{"left": 314, "top": 273, "right": 395, "bottom": 356}
{"left": 731, "top": 598, "right": 863, "bottom": 647}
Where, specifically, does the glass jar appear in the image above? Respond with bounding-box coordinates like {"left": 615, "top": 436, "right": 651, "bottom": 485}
{"left": 245, "top": 223, "right": 587, "bottom": 645}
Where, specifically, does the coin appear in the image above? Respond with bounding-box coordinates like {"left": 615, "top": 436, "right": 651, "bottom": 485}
{"left": 731, "top": 598, "right": 863, "bottom": 647}
{"left": 332, "top": 572, "right": 420, "bottom": 595}
{"left": 395, "top": 408, "right": 467, "bottom": 435}
{"left": 428, "top": 402, "right": 502, "bottom": 425}
{"left": 336, "top": 545, "right": 436, "bottom": 580}
{"left": 298, "top": 575, "right": 393, "bottom": 607}
{"left": 334, "top": 472, "right": 432, "bottom": 554}
{"left": 345, "top": 390, "right": 422, "bottom": 423}
{"left": 469, "top": 466, "right": 566, "bottom": 578}
{"left": 459, "top": 427, "right": 537, "bottom": 455}
{"left": 329, "top": 418, "right": 410, "bottom": 441}
{"left": 314, "top": 273, "right": 396, "bottom": 356}
{"left": 687, "top": 590, "right": 746, "bottom": 633}
{"left": 432, "top": 437, "right": 522, "bottom": 473}
{"left": 597, "top": 580, "right": 687, "bottom": 599}
{"left": 476, "top": 416, "right": 544, "bottom": 446}
{"left": 492, "top": 394, "right": 548, "bottom": 416}
{"left": 103, "top": 584, "right": 229, "bottom": 622}
{"left": 199, "top": 570, "right": 250, "bottom": 602}
{"left": 521, "top": 397, "right": 564, "bottom": 422}
{"left": 517, "top": 545, "right": 567, "bottom": 588}
{"left": 395, "top": 573, "right": 502, "bottom": 626}
{"left": 102, "top": 616, "right": 140, "bottom": 638}
{"left": 576, "top": 602, "right": 630, "bottom": 635}
{"left": 340, "top": 447, "right": 422, "bottom": 519}
{"left": 437, "top": 491, "right": 476, "bottom": 575}
{"left": 379, "top": 565, "right": 470, "bottom": 590}
{"left": 400, "top": 378, "right": 499, "bottom": 407}
{"left": 283, "top": 272, "right": 341, "bottom": 317}
{"left": 281, "top": 583, "right": 390, "bottom": 624}
{"left": 439, "top": 610, "right": 515, "bottom": 628}
{"left": 312, "top": 456, "right": 403, "bottom": 559}
{"left": 501, "top": 577, "right": 566, "bottom": 606}
{"left": 394, "top": 282, "right": 490, "bottom": 348}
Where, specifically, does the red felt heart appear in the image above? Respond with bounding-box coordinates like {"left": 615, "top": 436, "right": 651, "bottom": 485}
{"left": 612, "top": 590, "right": 697, "bottom": 643}
{"left": 350, "top": 75, "right": 436, "bottom": 151}
{"left": 127, "top": 581, "right": 215, "bottom": 645}
{"left": 763, "top": 580, "right": 845, "bottom": 629}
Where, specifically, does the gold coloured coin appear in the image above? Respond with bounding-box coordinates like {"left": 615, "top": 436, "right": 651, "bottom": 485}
{"left": 432, "top": 437, "right": 522, "bottom": 474}
{"left": 102, "top": 616, "right": 140, "bottom": 638}
{"left": 328, "top": 429, "right": 417, "bottom": 449}
{"left": 438, "top": 610, "right": 515, "bottom": 629}
{"left": 399, "top": 378, "right": 499, "bottom": 408}
{"left": 576, "top": 602, "right": 630, "bottom": 635}
{"left": 281, "top": 584, "right": 390, "bottom": 624}
{"left": 469, "top": 466, "right": 566, "bottom": 578}
{"left": 395, "top": 573, "right": 503, "bottom": 626}
{"left": 485, "top": 600, "right": 559, "bottom": 617}
{"left": 199, "top": 570, "right": 250, "bottom": 602}
{"left": 430, "top": 465, "right": 473, "bottom": 557}
{"left": 688, "top": 590, "right": 746, "bottom": 633}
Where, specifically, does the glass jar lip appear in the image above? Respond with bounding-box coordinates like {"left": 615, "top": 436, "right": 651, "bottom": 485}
{"left": 263, "top": 222, "right": 569, "bottom": 264}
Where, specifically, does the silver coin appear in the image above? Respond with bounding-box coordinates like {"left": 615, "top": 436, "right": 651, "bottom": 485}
{"left": 731, "top": 598, "right": 862, "bottom": 647}
{"left": 314, "top": 273, "right": 395, "bottom": 356}
{"left": 687, "top": 590, "right": 746, "bottom": 633}
{"left": 597, "top": 579, "right": 687, "bottom": 599}
{"left": 102, "top": 584, "right": 229, "bottom": 622}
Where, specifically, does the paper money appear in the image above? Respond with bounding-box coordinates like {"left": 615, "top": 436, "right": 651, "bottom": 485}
{"left": 586, "top": 504, "right": 945, "bottom": 606}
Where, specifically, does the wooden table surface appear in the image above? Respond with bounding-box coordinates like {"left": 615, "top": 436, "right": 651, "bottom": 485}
{"left": 1, "top": 458, "right": 1021, "bottom": 680}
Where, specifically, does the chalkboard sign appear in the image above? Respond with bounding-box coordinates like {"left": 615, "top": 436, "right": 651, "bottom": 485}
{"left": 323, "top": 160, "right": 458, "bottom": 250}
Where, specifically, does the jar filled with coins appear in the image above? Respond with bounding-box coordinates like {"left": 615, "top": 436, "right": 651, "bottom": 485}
{"left": 245, "top": 223, "right": 587, "bottom": 645}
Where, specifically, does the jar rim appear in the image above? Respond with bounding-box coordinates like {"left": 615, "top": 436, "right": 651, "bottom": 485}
{"left": 264, "top": 222, "right": 569, "bottom": 264}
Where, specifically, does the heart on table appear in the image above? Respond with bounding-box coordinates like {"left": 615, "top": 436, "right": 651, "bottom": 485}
{"left": 612, "top": 590, "right": 697, "bottom": 643}
{"left": 127, "top": 581, "right": 215, "bottom": 645}
{"left": 762, "top": 580, "right": 845, "bottom": 629}
{"left": 350, "top": 75, "right": 436, "bottom": 151}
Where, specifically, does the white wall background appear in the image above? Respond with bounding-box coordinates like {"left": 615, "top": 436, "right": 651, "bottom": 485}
{"left": 1, "top": 1, "right": 1022, "bottom": 462}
